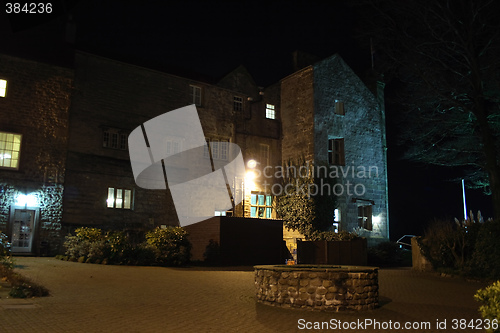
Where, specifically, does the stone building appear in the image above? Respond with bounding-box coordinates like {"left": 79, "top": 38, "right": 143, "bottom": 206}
{"left": 0, "top": 53, "right": 73, "bottom": 254}
{"left": 0, "top": 49, "right": 388, "bottom": 255}
{"left": 281, "top": 54, "right": 389, "bottom": 246}
{"left": 63, "top": 52, "right": 281, "bottom": 233}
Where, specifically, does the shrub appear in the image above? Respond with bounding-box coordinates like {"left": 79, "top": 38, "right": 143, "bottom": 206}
{"left": 74, "top": 227, "right": 103, "bottom": 243}
{"left": 475, "top": 280, "right": 500, "bottom": 332}
{"left": 105, "top": 231, "right": 130, "bottom": 264}
{"left": 418, "top": 218, "right": 481, "bottom": 271}
{"left": 128, "top": 243, "right": 157, "bottom": 266}
{"left": 305, "top": 230, "right": 358, "bottom": 241}
{"left": 368, "top": 241, "right": 411, "bottom": 267}
{"left": 469, "top": 220, "right": 500, "bottom": 279}
{"left": 87, "top": 240, "right": 106, "bottom": 262}
{"left": 0, "top": 262, "right": 49, "bottom": 298}
{"left": 203, "top": 239, "right": 220, "bottom": 264}
{"left": 0, "top": 232, "right": 14, "bottom": 269}
{"left": 145, "top": 227, "right": 191, "bottom": 266}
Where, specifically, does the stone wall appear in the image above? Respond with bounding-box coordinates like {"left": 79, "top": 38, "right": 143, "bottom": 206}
{"left": 0, "top": 53, "right": 72, "bottom": 254}
{"left": 65, "top": 52, "right": 282, "bottom": 231}
{"left": 313, "top": 55, "right": 389, "bottom": 239}
{"left": 255, "top": 265, "right": 378, "bottom": 311}
{"left": 280, "top": 67, "right": 315, "bottom": 163}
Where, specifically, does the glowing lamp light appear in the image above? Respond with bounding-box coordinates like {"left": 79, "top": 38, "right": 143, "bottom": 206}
{"left": 372, "top": 215, "right": 381, "bottom": 224}
{"left": 247, "top": 159, "right": 257, "bottom": 169}
{"left": 15, "top": 193, "right": 38, "bottom": 207}
{"left": 245, "top": 170, "right": 256, "bottom": 182}
{"left": 244, "top": 170, "right": 257, "bottom": 192}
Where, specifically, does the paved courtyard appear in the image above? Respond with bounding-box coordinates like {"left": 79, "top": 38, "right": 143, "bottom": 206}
{"left": 0, "top": 257, "right": 489, "bottom": 332}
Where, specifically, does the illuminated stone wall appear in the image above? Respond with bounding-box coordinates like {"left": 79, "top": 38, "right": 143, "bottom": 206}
{"left": 255, "top": 265, "right": 379, "bottom": 311}
{"left": 313, "top": 55, "right": 389, "bottom": 241}
{"left": 280, "top": 54, "right": 389, "bottom": 242}
{"left": 0, "top": 53, "right": 72, "bottom": 254}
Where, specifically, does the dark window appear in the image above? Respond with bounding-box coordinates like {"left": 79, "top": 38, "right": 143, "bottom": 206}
{"left": 328, "top": 138, "right": 345, "bottom": 165}
{"left": 358, "top": 205, "right": 373, "bottom": 230}
{"left": 335, "top": 100, "right": 345, "bottom": 115}
{"left": 190, "top": 85, "right": 202, "bottom": 106}
{"left": 233, "top": 96, "right": 243, "bottom": 111}
{"left": 103, "top": 129, "right": 128, "bottom": 150}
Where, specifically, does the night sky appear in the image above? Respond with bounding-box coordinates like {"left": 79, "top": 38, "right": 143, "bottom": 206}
{"left": 2, "top": 0, "right": 493, "bottom": 239}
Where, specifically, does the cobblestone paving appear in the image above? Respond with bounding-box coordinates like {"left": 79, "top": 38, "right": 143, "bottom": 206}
{"left": 0, "top": 257, "right": 489, "bottom": 332}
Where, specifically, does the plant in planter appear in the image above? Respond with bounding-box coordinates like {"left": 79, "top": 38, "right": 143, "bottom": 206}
{"left": 276, "top": 159, "right": 339, "bottom": 238}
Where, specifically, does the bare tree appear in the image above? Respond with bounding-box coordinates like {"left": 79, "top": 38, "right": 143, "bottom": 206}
{"left": 356, "top": 0, "right": 500, "bottom": 218}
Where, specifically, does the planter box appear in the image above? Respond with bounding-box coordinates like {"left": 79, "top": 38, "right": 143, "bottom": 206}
{"left": 184, "top": 216, "right": 285, "bottom": 265}
{"left": 297, "top": 238, "right": 367, "bottom": 265}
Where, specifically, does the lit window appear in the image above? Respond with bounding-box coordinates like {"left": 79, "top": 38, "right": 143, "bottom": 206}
{"left": 214, "top": 210, "right": 226, "bottom": 216}
{"left": 189, "top": 85, "right": 202, "bottom": 106}
{"left": 107, "top": 187, "right": 133, "bottom": 209}
{"left": 103, "top": 128, "right": 128, "bottom": 150}
{"left": 0, "top": 79, "right": 6, "bottom": 97}
{"left": 250, "top": 193, "right": 273, "bottom": 219}
{"left": 265, "top": 104, "right": 275, "bottom": 119}
{"left": 260, "top": 144, "right": 269, "bottom": 167}
{"left": 205, "top": 138, "right": 229, "bottom": 160}
{"left": 233, "top": 96, "right": 243, "bottom": 111}
{"left": 0, "top": 131, "right": 22, "bottom": 169}
{"left": 358, "top": 205, "right": 373, "bottom": 230}
{"left": 335, "top": 100, "right": 345, "bottom": 115}
{"left": 328, "top": 138, "right": 345, "bottom": 165}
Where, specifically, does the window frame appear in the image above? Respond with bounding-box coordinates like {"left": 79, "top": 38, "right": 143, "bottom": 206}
{"left": 334, "top": 100, "right": 345, "bottom": 115}
{"left": 103, "top": 128, "right": 128, "bottom": 150}
{"left": 250, "top": 192, "right": 273, "bottom": 219}
{"left": 259, "top": 143, "right": 270, "bottom": 167}
{"left": 265, "top": 104, "right": 275, "bottom": 119}
{"left": 205, "top": 137, "right": 230, "bottom": 161}
{"left": 0, "top": 131, "right": 22, "bottom": 170}
{"left": 0, "top": 79, "right": 7, "bottom": 98}
{"left": 106, "top": 187, "right": 134, "bottom": 210}
{"left": 357, "top": 205, "right": 373, "bottom": 231}
{"left": 233, "top": 96, "right": 243, "bottom": 111}
{"left": 189, "top": 85, "right": 202, "bottom": 106}
{"left": 328, "top": 138, "right": 345, "bottom": 166}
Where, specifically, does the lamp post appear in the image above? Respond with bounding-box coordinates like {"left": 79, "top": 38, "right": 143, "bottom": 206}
{"left": 462, "top": 179, "right": 467, "bottom": 221}
{"left": 242, "top": 159, "right": 257, "bottom": 217}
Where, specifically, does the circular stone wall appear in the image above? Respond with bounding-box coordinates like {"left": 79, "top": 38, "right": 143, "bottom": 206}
{"left": 254, "top": 265, "right": 378, "bottom": 311}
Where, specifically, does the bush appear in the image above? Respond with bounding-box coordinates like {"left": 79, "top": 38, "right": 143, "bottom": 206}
{"left": 128, "top": 243, "right": 157, "bottom": 266}
{"left": 105, "top": 231, "right": 130, "bottom": 264}
{"left": 203, "top": 239, "right": 220, "bottom": 264}
{"left": 418, "top": 218, "right": 481, "bottom": 271}
{"left": 305, "top": 230, "right": 358, "bottom": 241}
{"left": 0, "top": 232, "right": 14, "bottom": 269}
{"left": 74, "top": 227, "right": 103, "bottom": 243}
{"left": 475, "top": 280, "right": 500, "bottom": 332}
{"left": 0, "top": 261, "right": 49, "bottom": 298}
{"left": 145, "top": 227, "right": 191, "bottom": 266}
{"left": 368, "top": 241, "right": 411, "bottom": 267}
{"left": 63, "top": 226, "right": 191, "bottom": 266}
{"left": 469, "top": 220, "right": 500, "bottom": 279}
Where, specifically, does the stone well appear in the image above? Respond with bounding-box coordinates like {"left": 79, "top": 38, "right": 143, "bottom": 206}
{"left": 254, "top": 265, "right": 378, "bottom": 311}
